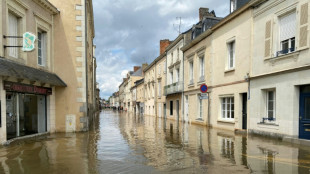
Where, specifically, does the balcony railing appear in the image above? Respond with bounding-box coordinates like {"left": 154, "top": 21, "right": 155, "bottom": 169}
{"left": 164, "top": 81, "right": 183, "bottom": 96}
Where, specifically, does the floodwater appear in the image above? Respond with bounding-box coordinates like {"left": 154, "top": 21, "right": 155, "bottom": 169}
{"left": 0, "top": 110, "right": 310, "bottom": 174}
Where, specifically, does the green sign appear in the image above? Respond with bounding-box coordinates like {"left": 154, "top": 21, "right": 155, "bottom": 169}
{"left": 22, "top": 32, "right": 36, "bottom": 51}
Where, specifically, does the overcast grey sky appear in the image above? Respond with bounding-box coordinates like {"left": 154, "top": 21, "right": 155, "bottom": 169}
{"left": 93, "top": 0, "right": 229, "bottom": 99}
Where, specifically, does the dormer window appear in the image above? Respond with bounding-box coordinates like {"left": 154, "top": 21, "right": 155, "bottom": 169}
{"left": 230, "top": 0, "right": 237, "bottom": 13}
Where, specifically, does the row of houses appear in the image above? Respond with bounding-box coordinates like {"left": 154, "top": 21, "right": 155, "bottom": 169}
{"left": 0, "top": 0, "right": 100, "bottom": 144}
{"left": 110, "top": 0, "right": 310, "bottom": 141}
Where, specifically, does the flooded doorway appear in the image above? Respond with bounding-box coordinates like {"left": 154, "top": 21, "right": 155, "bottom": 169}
{"left": 6, "top": 93, "right": 47, "bottom": 139}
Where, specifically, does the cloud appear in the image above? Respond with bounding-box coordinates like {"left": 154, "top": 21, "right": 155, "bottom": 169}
{"left": 93, "top": 0, "right": 229, "bottom": 99}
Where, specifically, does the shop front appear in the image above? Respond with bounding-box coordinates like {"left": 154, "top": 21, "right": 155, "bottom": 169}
{"left": 4, "top": 81, "right": 52, "bottom": 139}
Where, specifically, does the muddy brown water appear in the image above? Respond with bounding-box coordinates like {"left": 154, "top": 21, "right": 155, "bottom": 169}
{"left": 0, "top": 110, "right": 310, "bottom": 174}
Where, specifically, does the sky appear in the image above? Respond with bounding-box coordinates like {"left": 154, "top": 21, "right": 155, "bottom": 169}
{"left": 93, "top": 0, "right": 230, "bottom": 100}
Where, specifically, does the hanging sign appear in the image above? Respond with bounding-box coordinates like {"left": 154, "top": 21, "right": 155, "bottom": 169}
{"left": 22, "top": 32, "right": 36, "bottom": 51}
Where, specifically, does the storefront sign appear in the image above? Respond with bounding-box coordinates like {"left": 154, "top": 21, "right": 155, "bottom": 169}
{"left": 4, "top": 81, "right": 52, "bottom": 95}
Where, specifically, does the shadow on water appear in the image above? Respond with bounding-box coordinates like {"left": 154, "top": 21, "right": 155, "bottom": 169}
{"left": 0, "top": 110, "right": 310, "bottom": 174}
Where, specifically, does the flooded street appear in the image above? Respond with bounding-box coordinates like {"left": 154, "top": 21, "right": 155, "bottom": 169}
{"left": 0, "top": 110, "right": 310, "bottom": 174}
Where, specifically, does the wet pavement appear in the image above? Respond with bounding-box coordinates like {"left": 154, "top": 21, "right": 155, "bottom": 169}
{"left": 0, "top": 110, "right": 310, "bottom": 174}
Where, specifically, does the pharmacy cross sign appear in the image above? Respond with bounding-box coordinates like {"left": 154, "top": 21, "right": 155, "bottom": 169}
{"left": 200, "top": 84, "right": 208, "bottom": 93}
{"left": 22, "top": 32, "right": 36, "bottom": 52}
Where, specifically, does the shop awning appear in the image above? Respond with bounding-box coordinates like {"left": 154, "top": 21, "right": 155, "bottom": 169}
{"left": 0, "top": 57, "right": 67, "bottom": 87}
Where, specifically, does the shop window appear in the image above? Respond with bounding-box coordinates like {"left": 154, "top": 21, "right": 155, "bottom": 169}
{"left": 221, "top": 97, "right": 234, "bottom": 119}
{"left": 277, "top": 12, "right": 296, "bottom": 56}
{"left": 38, "top": 30, "right": 47, "bottom": 66}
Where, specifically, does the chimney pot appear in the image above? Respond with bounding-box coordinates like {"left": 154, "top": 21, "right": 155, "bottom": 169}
{"left": 160, "top": 39, "right": 171, "bottom": 55}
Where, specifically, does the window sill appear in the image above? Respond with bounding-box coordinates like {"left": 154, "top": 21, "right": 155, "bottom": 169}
{"left": 265, "top": 51, "right": 300, "bottom": 62}
{"left": 188, "top": 84, "right": 194, "bottom": 88}
{"left": 224, "top": 68, "right": 235, "bottom": 73}
{"left": 196, "top": 118, "right": 204, "bottom": 122}
{"left": 197, "top": 80, "right": 205, "bottom": 85}
{"left": 257, "top": 122, "right": 279, "bottom": 126}
{"left": 217, "top": 119, "right": 235, "bottom": 124}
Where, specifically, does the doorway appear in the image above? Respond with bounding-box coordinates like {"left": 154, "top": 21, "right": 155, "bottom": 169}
{"left": 176, "top": 100, "right": 179, "bottom": 122}
{"left": 6, "top": 93, "right": 47, "bottom": 139}
{"left": 299, "top": 85, "right": 310, "bottom": 140}
{"left": 242, "top": 93, "right": 247, "bottom": 130}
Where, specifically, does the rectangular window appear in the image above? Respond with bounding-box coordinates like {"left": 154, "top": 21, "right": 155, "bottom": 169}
{"left": 158, "top": 81, "right": 161, "bottom": 97}
{"left": 176, "top": 68, "right": 180, "bottom": 82}
{"left": 198, "top": 95, "right": 202, "bottom": 119}
{"left": 8, "top": 13, "right": 19, "bottom": 58}
{"left": 267, "top": 90, "right": 276, "bottom": 120}
{"left": 221, "top": 97, "right": 234, "bottom": 119}
{"left": 164, "top": 61, "right": 167, "bottom": 73}
{"left": 38, "top": 31, "right": 47, "bottom": 66}
{"left": 158, "top": 64, "right": 161, "bottom": 75}
{"left": 170, "top": 71, "right": 173, "bottom": 84}
{"left": 189, "top": 61, "right": 194, "bottom": 84}
{"left": 279, "top": 12, "right": 296, "bottom": 55}
{"left": 199, "top": 56, "right": 205, "bottom": 81}
{"left": 170, "top": 101, "right": 173, "bottom": 116}
{"left": 227, "top": 41, "right": 235, "bottom": 69}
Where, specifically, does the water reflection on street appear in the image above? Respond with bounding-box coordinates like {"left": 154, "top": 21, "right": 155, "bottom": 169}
{"left": 0, "top": 110, "right": 310, "bottom": 174}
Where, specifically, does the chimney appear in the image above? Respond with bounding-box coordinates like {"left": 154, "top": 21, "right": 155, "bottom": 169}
{"left": 134, "top": 66, "right": 141, "bottom": 72}
{"left": 160, "top": 39, "right": 171, "bottom": 55}
{"left": 199, "top": 8, "right": 209, "bottom": 21}
{"left": 142, "top": 63, "right": 148, "bottom": 76}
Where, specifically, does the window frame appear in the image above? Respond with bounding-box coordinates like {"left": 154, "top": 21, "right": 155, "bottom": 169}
{"left": 227, "top": 41, "right": 235, "bottom": 69}
{"left": 189, "top": 60, "right": 194, "bottom": 84}
{"left": 8, "top": 12, "right": 21, "bottom": 59}
{"left": 37, "top": 30, "right": 47, "bottom": 66}
{"left": 221, "top": 97, "right": 235, "bottom": 120}
{"left": 277, "top": 11, "right": 296, "bottom": 56}
{"left": 198, "top": 94, "right": 203, "bottom": 119}
{"left": 199, "top": 55, "right": 205, "bottom": 81}
{"left": 266, "top": 90, "right": 276, "bottom": 120}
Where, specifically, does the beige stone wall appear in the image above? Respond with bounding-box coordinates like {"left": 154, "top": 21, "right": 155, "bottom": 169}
{"left": 252, "top": 0, "right": 310, "bottom": 76}
{"left": 51, "top": 0, "right": 95, "bottom": 132}
{"left": 136, "top": 82, "right": 144, "bottom": 103}
{"left": 155, "top": 56, "right": 166, "bottom": 118}
{"left": 0, "top": 77, "right": 7, "bottom": 143}
{"left": 2, "top": 0, "right": 55, "bottom": 71}
{"left": 144, "top": 66, "right": 156, "bottom": 116}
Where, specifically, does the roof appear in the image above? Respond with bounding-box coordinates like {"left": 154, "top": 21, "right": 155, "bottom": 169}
{"left": 132, "top": 68, "right": 142, "bottom": 76}
{"left": 0, "top": 57, "right": 66, "bottom": 87}
{"left": 182, "top": 0, "right": 267, "bottom": 52}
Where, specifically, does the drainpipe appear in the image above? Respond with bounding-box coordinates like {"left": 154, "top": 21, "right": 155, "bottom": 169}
{"left": 182, "top": 37, "right": 184, "bottom": 123}
{"left": 84, "top": 0, "right": 89, "bottom": 129}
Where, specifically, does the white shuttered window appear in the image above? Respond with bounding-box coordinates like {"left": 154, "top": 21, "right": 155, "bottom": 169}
{"left": 8, "top": 13, "right": 19, "bottom": 58}
{"left": 280, "top": 12, "right": 296, "bottom": 42}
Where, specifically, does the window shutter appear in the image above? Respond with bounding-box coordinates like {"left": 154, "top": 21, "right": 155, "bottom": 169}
{"left": 264, "top": 20, "right": 272, "bottom": 58}
{"left": 299, "top": 3, "right": 308, "bottom": 48}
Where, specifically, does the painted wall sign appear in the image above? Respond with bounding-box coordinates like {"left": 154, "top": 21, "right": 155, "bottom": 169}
{"left": 3, "top": 81, "right": 52, "bottom": 95}
{"left": 23, "top": 32, "right": 36, "bottom": 52}
{"left": 200, "top": 84, "right": 208, "bottom": 93}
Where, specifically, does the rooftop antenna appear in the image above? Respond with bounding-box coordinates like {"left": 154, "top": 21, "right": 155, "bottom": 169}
{"left": 173, "top": 17, "right": 182, "bottom": 34}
